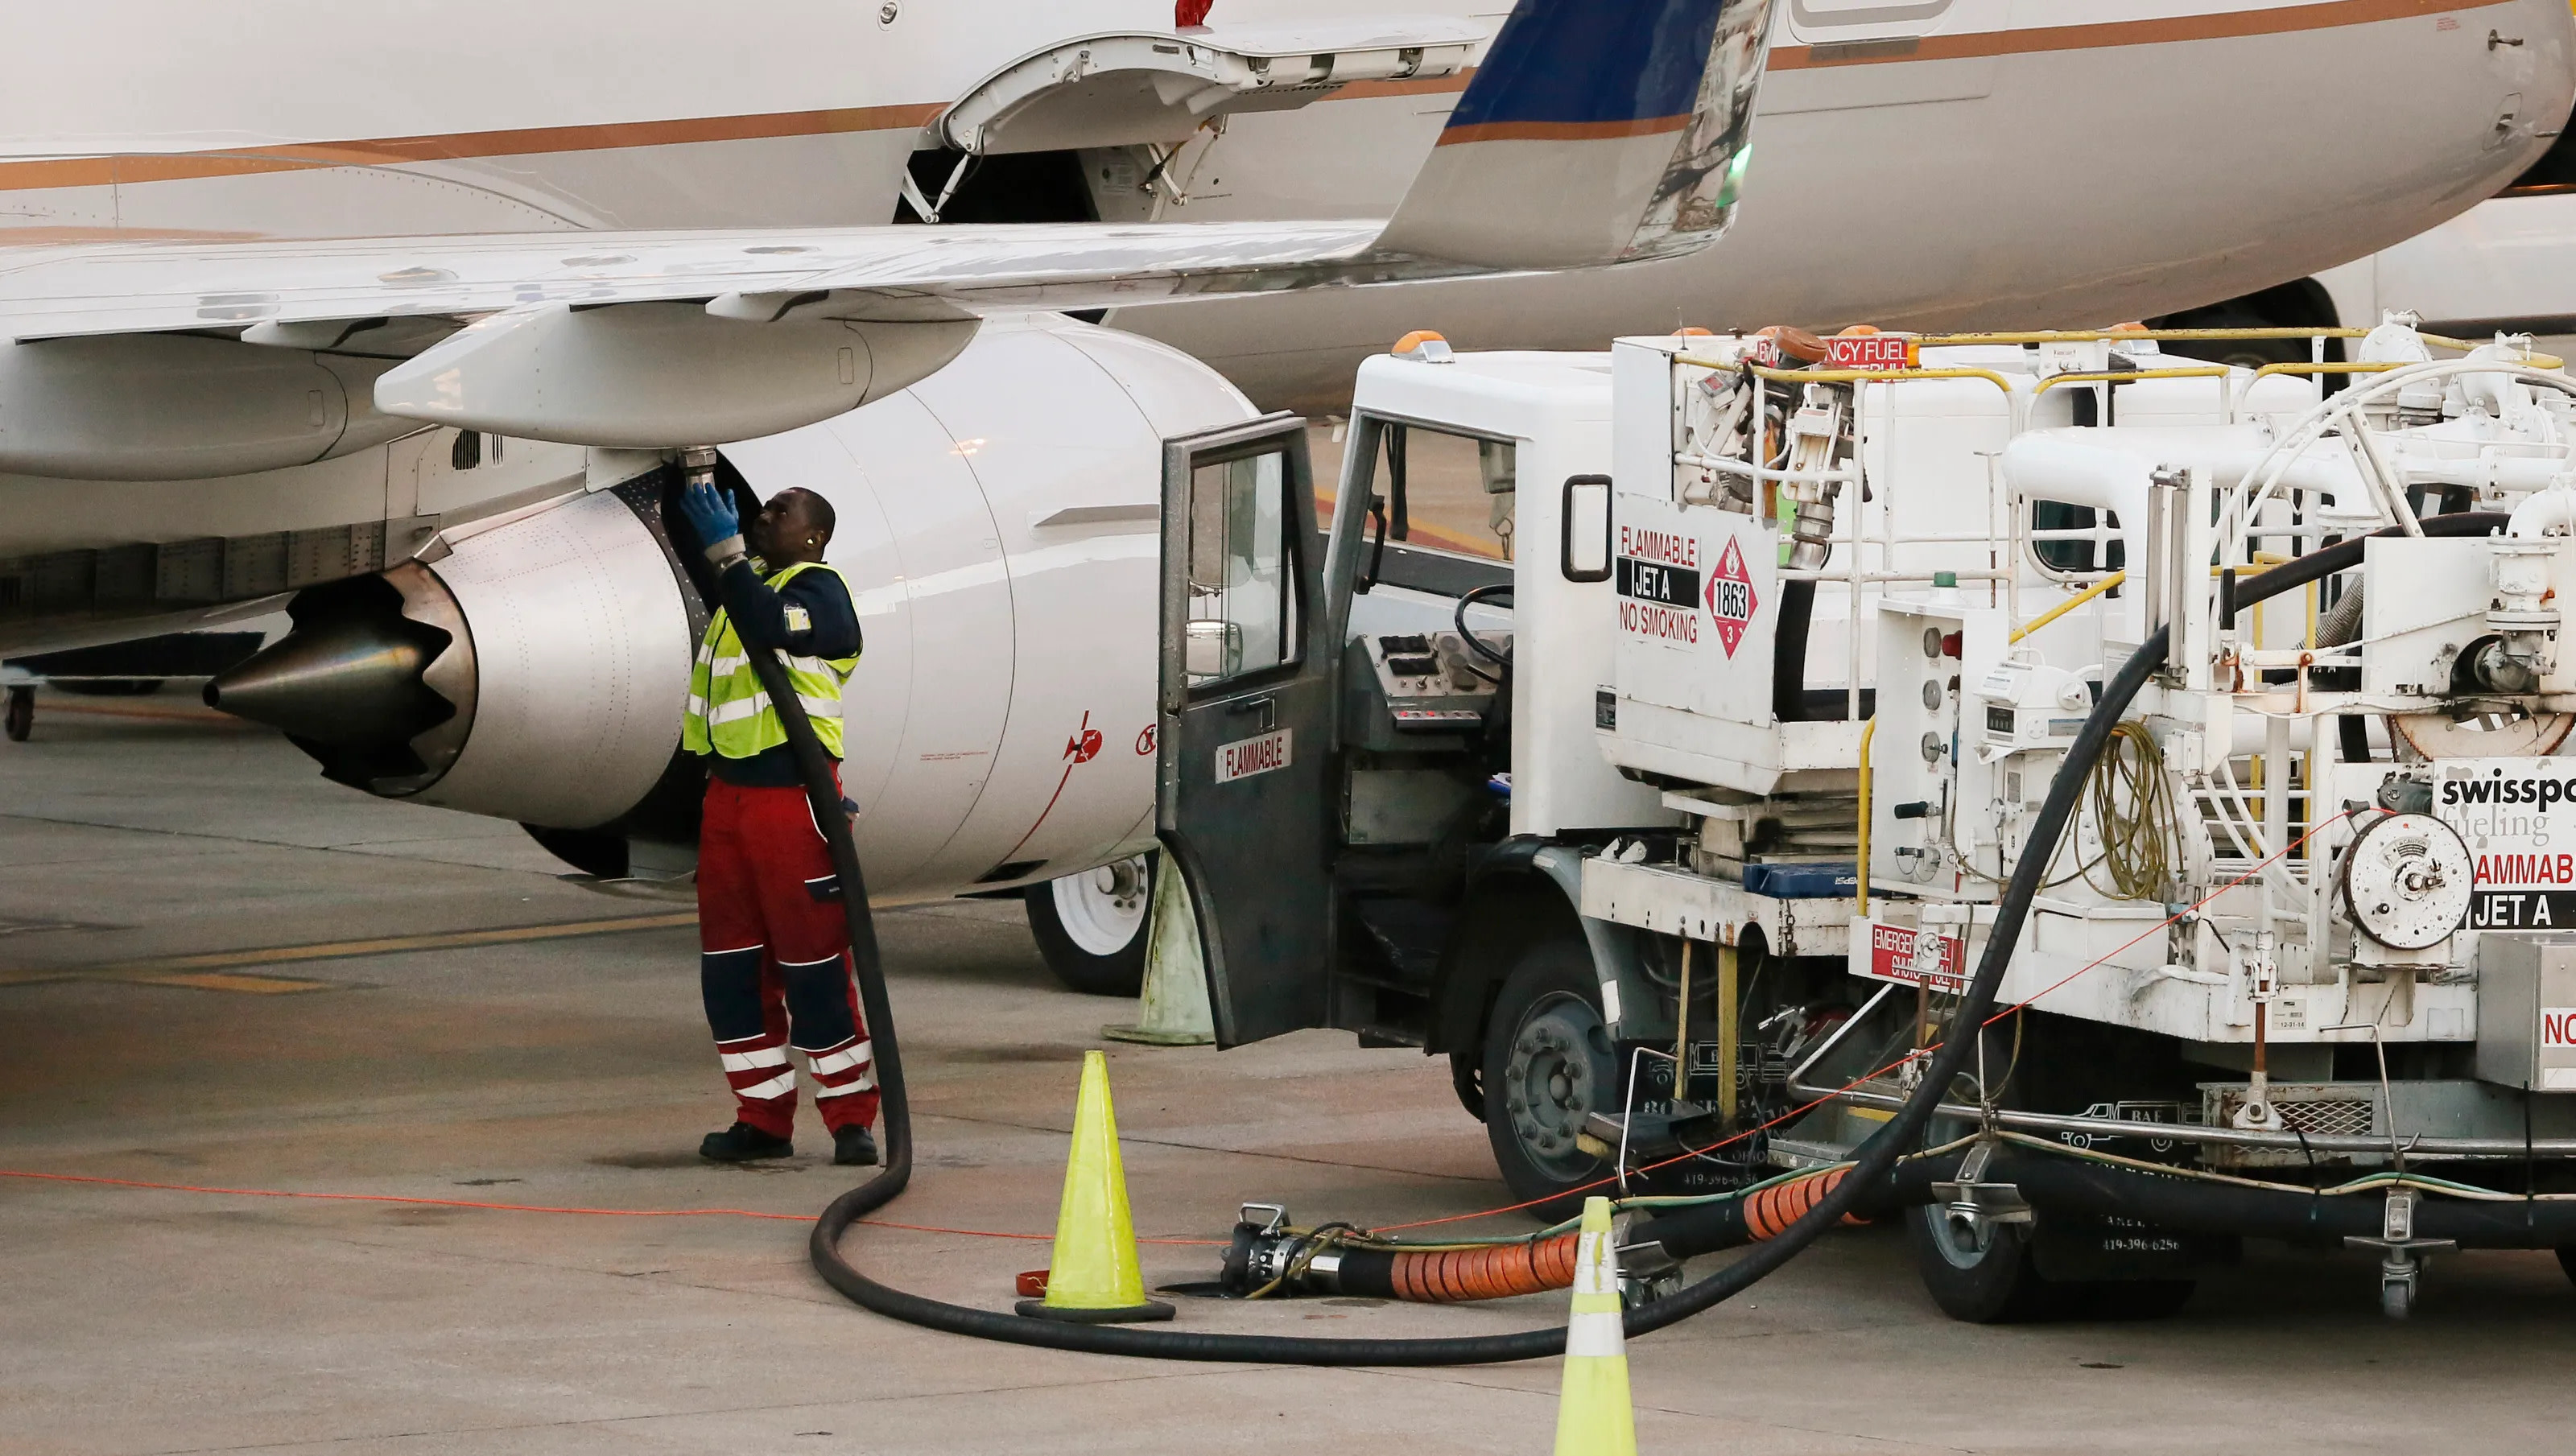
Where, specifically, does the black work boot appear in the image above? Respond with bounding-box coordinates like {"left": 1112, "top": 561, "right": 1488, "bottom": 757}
{"left": 700, "top": 1121, "right": 793, "bottom": 1162}
{"left": 832, "top": 1124, "right": 880, "bottom": 1167}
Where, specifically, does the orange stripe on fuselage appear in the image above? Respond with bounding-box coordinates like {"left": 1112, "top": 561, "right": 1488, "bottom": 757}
{"left": 1435, "top": 114, "right": 1690, "bottom": 146}
{"left": 0, "top": 101, "right": 947, "bottom": 192}
{"left": 1773, "top": 0, "right": 2517, "bottom": 68}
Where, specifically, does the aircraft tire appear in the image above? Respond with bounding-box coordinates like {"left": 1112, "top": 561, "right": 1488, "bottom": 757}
{"left": 1026, "top": 854, "right": 1153, "bottom": 997}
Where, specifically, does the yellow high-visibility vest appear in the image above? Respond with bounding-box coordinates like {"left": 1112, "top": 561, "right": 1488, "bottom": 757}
{"left": 681, "top": 560, "right": 859, "bottom": 759}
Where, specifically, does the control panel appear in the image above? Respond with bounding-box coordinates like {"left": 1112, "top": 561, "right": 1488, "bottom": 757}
{"left": 1366, "top": 630, "right": 1502, "bottom": 733}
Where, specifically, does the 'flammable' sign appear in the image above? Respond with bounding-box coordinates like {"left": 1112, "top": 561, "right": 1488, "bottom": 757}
{"left": 2436, "top": 758, "right": 2576, "bottom": 930}
{"left": 1615, "top": 524, "right": 1761, "bottom": 658}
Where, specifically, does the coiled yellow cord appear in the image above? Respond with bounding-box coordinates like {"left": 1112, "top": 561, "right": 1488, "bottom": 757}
{"left": 2088, "top": 720, "right": 2178, "bottom": 901}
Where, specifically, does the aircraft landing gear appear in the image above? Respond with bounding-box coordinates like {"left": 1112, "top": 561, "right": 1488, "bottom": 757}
{"left": 1027, "top": 854, "right": 1154, "bottom": 996}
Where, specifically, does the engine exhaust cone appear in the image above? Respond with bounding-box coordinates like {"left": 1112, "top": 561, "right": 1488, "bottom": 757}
{"left": 204, "top": 616, "right": 445, "bottom": 748}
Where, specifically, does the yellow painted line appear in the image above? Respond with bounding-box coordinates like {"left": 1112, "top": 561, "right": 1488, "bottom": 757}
{"left": 1, "top": 911, "right": 698, "bottom": 993}
{"left": 121, "top": 971, "right": 337, "bottom": 996}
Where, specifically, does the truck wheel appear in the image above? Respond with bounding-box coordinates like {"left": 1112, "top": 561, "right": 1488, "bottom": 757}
{"left": 2556, "top": 1247, "right": 2576, "bottom": 1288}
{"left": 1027, "top": 854, "right": 1153, "bottom": 997}
{"left": 1481, "top": 939, "right": 1615, "bottom": 1219}
{"left": 1906, "top": 1201, "right": 2071, "bottom": 1323}
{"left": 4, "top": 687, "right": 30, "bottom": 742}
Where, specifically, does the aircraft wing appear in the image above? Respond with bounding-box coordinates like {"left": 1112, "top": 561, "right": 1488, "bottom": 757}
{"left": 0, "top": 0, "right": 1774, "bottom": 458}
{"left": 0, "top": 219, "right": 1400, "bottom": 344}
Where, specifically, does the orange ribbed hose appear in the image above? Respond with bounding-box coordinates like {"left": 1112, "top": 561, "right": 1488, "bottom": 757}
{"left": 1379, "top": 1167, "right": 1864, "bottom": 1302}
{"left": 1742, "top": 1167, "right": 1864, "bottom": 1240}
{"left": 1388, "top": 1232, "right": 1581, "bottom": 1301}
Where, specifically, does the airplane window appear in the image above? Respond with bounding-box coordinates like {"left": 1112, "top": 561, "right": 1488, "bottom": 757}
{"left": 2503, "top": 126, "right": 2576, "bottom": 196}
{"left": 1311, "top": 420, "right": 1518, "bottom": 561}
{"left": 1183, "top": 450, "right": 1300, "bottom": 686}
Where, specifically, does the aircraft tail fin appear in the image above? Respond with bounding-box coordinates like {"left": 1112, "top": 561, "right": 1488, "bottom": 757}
{"left": 1373, "top": 0, "right": 1775, "bottom": 272}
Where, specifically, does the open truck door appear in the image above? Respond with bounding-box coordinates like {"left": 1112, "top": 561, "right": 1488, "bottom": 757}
{"left": 1155, "top": 414, "right": 1348, "bottom": 1046}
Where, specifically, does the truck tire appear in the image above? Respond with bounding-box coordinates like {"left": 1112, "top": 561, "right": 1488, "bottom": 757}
{"left": 1906, "top": 1201, "right": 2070, "bottom": 1323}
{"left": 1027, "top": 854, "right": 1153, "bottom": 997}
{"left": 2557, "top": 1246, "right": 2576, "bottom": 1289}
{"left": 1481, "top": 938, "right": 1616, "bottom": 1220}
{"left": 4, "top": 687, "right": 31, "bottom": 743}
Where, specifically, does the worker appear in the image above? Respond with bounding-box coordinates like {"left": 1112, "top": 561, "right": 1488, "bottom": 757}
{"left": 676, "top": 480, "right": 878, "bottom": 1167}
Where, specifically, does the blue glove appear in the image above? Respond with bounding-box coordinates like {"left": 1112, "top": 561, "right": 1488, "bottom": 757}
{"left": 680, "top": 482, "right": 741, "bottom": 558}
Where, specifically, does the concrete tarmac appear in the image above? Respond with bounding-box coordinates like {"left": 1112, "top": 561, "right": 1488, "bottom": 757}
{"left": 3, "top": 689, "right": 2573, "bottom": 1455}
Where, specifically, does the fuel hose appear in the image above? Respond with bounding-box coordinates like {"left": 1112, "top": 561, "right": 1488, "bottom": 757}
{"left": 774, "top": 485, "right": 2478, "bottom": 1362}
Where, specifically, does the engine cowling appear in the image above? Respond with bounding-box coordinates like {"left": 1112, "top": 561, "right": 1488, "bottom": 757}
{"left": 203, "top": 480, "right": 696, "bottom": 830}
{"left": 207, "top": 316, "right": 1255, "bottom": 901}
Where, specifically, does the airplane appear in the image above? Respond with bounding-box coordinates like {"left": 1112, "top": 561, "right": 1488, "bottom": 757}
{"left": 0, "top": 0, "right": 2566, "bottom": 992}
{"left": 3, "top": 2, "right": 2560, "bottom": 405}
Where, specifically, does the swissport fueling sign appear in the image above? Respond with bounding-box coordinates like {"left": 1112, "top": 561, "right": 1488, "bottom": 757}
{"left": 2436, "top": 758, "right": 2576, "bottom": 930}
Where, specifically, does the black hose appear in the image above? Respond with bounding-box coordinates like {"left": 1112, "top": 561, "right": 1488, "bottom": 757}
{"left": 795, "top": 501, "right": 2490, "bottom": 1362}
{"left": 1620, "top": 622, "right": 2175, "bottom": 1327}
{"left": 1983, "top": 1150, "right": 2576, "bottom": 1248}
{"left": 1772, "top": 579, "right": 1816, "bottom": 723}
{"left": 2232, "top": 511, "right": 2504, "bottom": 608}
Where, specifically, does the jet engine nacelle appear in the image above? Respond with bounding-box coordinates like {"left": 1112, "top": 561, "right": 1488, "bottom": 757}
{"left": 209, "top": 316, "right": 1254, "bottom": 902}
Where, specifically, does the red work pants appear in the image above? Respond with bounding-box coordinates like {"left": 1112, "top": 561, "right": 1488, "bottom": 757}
{"left": 696, "top": 774, "right": 878, "bottom": 1137}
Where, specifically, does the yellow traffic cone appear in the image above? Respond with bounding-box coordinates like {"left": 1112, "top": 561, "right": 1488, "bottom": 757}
{"left": 1553, "top": 1195, "right": 1637, "bottom": 1456}
{"left": 1015, "top": 1049, "right": 1175, "bottom": 1324}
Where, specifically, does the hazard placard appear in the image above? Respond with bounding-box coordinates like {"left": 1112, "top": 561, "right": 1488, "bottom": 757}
{"left": 1705, "top": 535, "right": 1758, "bottom": 658}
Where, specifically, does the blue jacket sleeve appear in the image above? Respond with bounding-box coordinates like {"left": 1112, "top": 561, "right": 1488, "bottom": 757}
{"left": 716, "top": 563, "right": 861, "bottom": 660}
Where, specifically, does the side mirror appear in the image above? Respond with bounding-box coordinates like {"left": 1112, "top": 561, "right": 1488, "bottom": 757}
{"left": 1560, "top": 474, "right": 1612, "bottom": 583}
{"left": 1183, "top": 618, "right": 1244, "bottom": 681}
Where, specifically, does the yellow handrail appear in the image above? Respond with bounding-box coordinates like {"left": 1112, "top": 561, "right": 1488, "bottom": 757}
{"left": 2245, "top": 360, "right": 2404, "bottom": 382}
{"left": 1732, "top": 326, "right": 2568, "bottom": 370}
{"left": 1913, "top": 328, "right": 2366, "bottom": 347}
{"left": 1856, "top": 716, "right": 1876, "bottom": 915}
{"left": 2031, "top": 366, "right": 2231, "bottom": 396}
{"left": 2417, "top": 331, "right": 2566, "bottom": 367}
{"left": 1735, "top": 363, "right": 2019, "bottom": 396}
{"left": 2009, "top": 569, "right": 2126, "bottom": 644}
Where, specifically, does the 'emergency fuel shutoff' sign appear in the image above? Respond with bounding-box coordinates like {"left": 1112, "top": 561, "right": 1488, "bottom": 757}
{"left": 2436, "top": 758, "right": 2576, "bottom": 930}
{"left": 1825, "top": 333, "right": 1911, "bottom": 371}
{"left": 1864, "top": 922, "right": 1966, "bottom": 992}
{"left": 1215, "top": 728, "right": 1291, "bottom": 784}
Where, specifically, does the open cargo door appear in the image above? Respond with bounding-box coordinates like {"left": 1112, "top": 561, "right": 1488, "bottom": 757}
{"left": 1155, "top": 414, "right": 1336, "bottom": 1046}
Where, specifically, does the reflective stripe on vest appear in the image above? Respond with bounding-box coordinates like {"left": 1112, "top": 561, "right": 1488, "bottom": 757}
{"left": 681, "top": 560, "right": 859, "bottom": 760}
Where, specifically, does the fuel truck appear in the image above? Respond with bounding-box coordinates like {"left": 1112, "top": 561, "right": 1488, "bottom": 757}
{"left": 1151, "top": 317, "right": 2576, "bottom": 1320}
